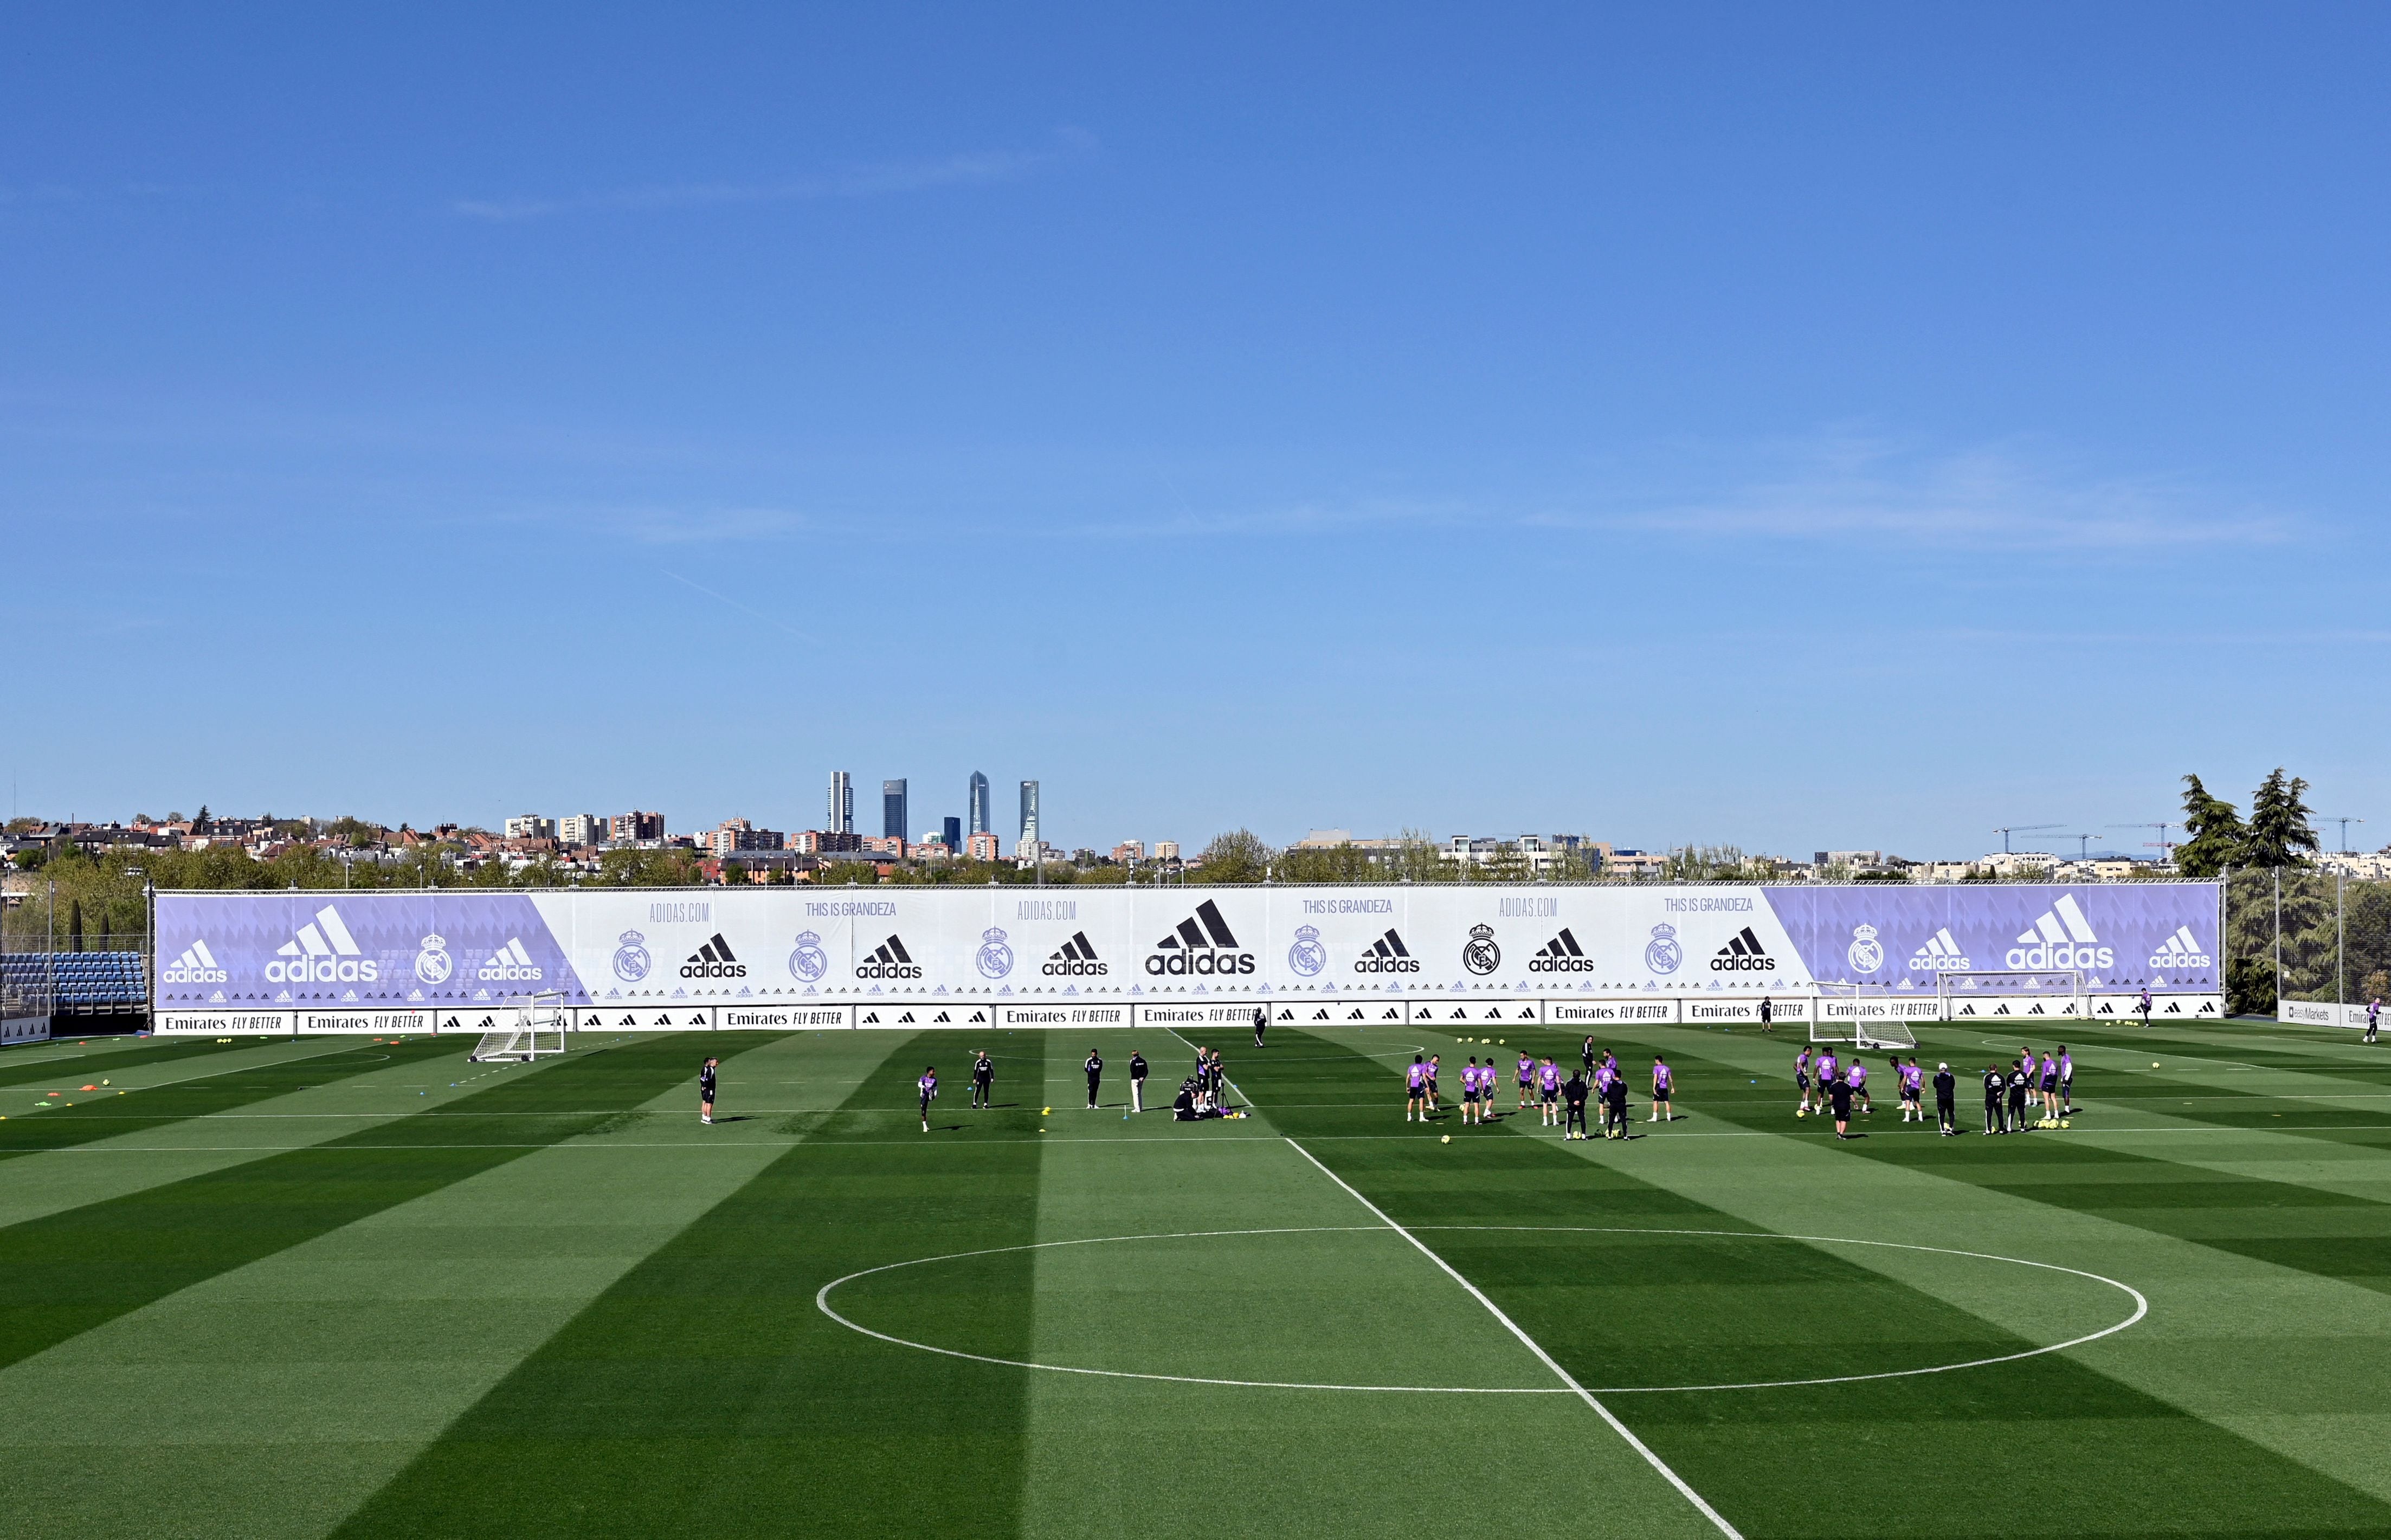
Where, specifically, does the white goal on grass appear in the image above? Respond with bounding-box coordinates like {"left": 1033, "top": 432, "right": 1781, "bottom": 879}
{"left": 1934, "top": 969, "right": 2085, "bottom": 1022}
{"left": 469, "top": 991, "right": 570, "bottom": 1062}
{"left": 1810, "top": 984, "right": 1920, "bottom": 1051}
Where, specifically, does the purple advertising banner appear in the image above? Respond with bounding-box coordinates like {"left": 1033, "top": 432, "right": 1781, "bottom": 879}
{"left": 155, "top": 893, "right": 587, "bottom": 1009}
{"left": 1763, "top": 883, "right": 2219, "bottom": 993}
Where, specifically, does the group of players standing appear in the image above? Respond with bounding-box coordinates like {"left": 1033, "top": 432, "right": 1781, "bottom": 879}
{"left": 1406, "top": 1039, "right": 1675, "bottom": 1140}
{"left": 1791, "top": 1043, "right": 2074, "bottom": 1138}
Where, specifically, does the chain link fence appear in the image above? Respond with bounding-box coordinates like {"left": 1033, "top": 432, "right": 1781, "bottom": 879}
{"left": 2222, "top": 866, "right": 2391, "bottom": 1017}
{"left": 1, "top": 877, "right": 154, "bottom": 1024}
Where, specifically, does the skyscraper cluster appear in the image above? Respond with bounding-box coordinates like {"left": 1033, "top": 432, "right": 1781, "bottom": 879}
{"left": 820, "top": 769, "right": 1037, "bottom": 856}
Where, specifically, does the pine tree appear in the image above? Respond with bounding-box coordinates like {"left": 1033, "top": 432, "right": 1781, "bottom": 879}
{"left": 2174, "top": 774, "right": 2245, "bottom": 879}
{"left": 2242, "top": 768, "right": 2319, "bottom": 869}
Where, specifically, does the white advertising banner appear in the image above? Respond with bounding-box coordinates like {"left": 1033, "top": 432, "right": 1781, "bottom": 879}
{"left": 2276, "top": 1000, "right": 2362, "bottom": 1029}
{"left": 156, "top": 1011, "right": 293, "bottom": 1035}
{"left": 298, "top": 1008, "right": 433, "bottom": 1034}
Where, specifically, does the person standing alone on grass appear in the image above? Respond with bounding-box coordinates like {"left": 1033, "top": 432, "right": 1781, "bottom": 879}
{"left": 1828, "top": 1067, "right": 1855, "bottom": 1140}
{"left": 1759, "top": 994, "right": 1774, "bottom": 1034}
{"left": 919, "top": 1066, "right": 938, "bottom": 1133}
{"left": 1084, "top": 1048, "right": 1104, "bottom": 1110}
{"left": 2368, "top": 1000, "right": 2381, "bottom": 1044}
{"left": 1129, "top": 1050, "right": 1148, "bottom": 1113}
{"left": 1253, "top": 1007, "right": 1267, "bottom": 1049}
{"left": 1407, "top": 1056, "right": 1429, "bottom": 1122}
{"left": 1982, "top": 1063, "right": 2005, "bottom": 1135}
{"left": 699, "top": 1056, "right": 718, "bottom": 1125}
{"left": 2138, "top": 988, "right": 2152, "bottom": 1028}
{"left": 1933, "top": 1062, "right": 1957, "bottom": 1136}
{"left": 970, "top": 1049, "right": 995, "bottom": 1110}
{"left": 1650, "top": 1055, "right": 1674, "bottom": 1123}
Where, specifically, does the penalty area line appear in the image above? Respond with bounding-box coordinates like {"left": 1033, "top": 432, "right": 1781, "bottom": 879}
{"left": 1282, "top": 1135, "right": 1743, "bottom": 1540}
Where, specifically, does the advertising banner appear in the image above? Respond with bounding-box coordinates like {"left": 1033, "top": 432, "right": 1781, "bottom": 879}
{"left": 156, "top": 882, "right": 2221, "bottom": 1015}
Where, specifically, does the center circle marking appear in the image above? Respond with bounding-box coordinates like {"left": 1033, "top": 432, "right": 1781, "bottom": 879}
{"left": 816, "top": 1224, "right": 2147, "bottom": 1394}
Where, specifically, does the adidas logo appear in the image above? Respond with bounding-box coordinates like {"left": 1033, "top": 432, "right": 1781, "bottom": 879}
{"left": 2004, "top": 894, "right": 2113, "bottom": 971}
{"left": 266, "top": 904, "right": 379, "bottom": 984}
{"left": 680, "top": 933, "right": 747, "bottom": 980}
{"left": 858, "top": 933, "right": 921, "bottom": 980}
{"left": 1355, "top": 928, "right": 1420, "bottom": 974}
{"left": 163, "top": 938, "right": 228, "bottom": 984}
{"left": 1907, "top": 927, "right": 1973, "bottom": 971}
{"left": 1529, "top": 927, "right": 1595, "bottom": 974}
{"left": 2148, "top": 925, "right": 2214, "bottom": 969}
{"left": 1145, "top": 900, "right": 1256, "bottom": 977}
{"left": 476, "top": 937, "right": 544, "bottom": 982}
{"left": 1710, "top": 926, "right": 1775, "bottom": 973}
{"left": 1045, "top": 931, "right": 1107, "bottom": 977}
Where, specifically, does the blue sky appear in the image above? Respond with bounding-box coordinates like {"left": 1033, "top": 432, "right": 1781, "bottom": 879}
{"left": 7, "top": 5, "right": 2386, "bottom": 858}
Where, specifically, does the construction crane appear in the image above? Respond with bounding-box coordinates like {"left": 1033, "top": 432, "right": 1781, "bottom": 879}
{"left": 2108, "top": 821, "right": 2176, "bottom": 859}
{"left": 2316, "top": 815, "right": 2366, "bottom": 855}
{"left": 1993, "top": 823, "right": 2063, "bottom": 854}
{"left": 2073, "top": 834, "right": 2098, "bottom": 860}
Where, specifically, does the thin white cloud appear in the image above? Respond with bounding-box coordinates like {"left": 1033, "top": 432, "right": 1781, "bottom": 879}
{"left": 1562, "top": 434, "right": 2294, "bottom": 551}
{"left": 617, "top": 507, "right": 805, "bottom": 545}
{"left": 454, "top": 130, "right": 1095, "bottom": 222}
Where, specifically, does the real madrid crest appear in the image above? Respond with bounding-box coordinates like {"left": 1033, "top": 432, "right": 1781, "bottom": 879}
{"left": 975, "top": 926, "right": 1014, "bottom": 980}
{"left": 1644, "top": 922, "right": 1681, "bottom": 975}
{"left": 1462, "top": 923, "right": 1501, "bottom": 976}
{"left": 612, "top": 929, "right": 652, "bottom": 983}
{"left": 1847, "top": 923, "right": 1884, "bottom": 974}
{"left": 413, "top": 933, "right": 452, "bottom": 985}
{"left": 787, "top": 930, "right": 828, "bottom": 983}
{"left": 1287, "top": 924, "right": 1326, "bottom": 977}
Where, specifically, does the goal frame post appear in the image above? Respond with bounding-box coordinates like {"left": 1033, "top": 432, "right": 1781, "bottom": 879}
{"left": 1933, "top": 969, "right": 2086, "bottom": 1022}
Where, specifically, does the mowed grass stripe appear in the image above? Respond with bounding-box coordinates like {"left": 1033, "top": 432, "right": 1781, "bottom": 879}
{"left": 331, "top": 1030, "right": 1051, "bottom": 1540}
{"left": 0, "top": 1036, "right": 257, "bottom": 1090}
{"left": 0, "top": 1032, "right": 769, "bottom": 1372}
{"left": 1599, "top": 1026, "right": 2391, "bottom": 1303}
{"left": 1242, "top": 1028, "right": 2391, "bottom": 1538}
{"left": 0, "top": 1036, "right": 458, "bottom": 1161}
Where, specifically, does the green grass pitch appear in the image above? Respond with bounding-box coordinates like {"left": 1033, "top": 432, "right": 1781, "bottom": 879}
{"left": 2, "top": 1014, "right": 2389, "bottom": 1537}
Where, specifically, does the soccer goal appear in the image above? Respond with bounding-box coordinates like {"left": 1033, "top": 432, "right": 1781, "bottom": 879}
{"left": 1811, "top": 985, "right": 1921, "bottom": 1050}
{"left": 1934, "top": 969, "right": 2085, "bottom": 1022}
{"left": 469, "top": 992, "right": 570, "bottom": 1062}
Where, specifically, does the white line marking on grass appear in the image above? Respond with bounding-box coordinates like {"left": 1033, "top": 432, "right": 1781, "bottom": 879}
{"left": 1281, "top": 1138, "right": 1745, "bottom": 1539}
{"left": 813, "top": 1224, "right": 2145, "bottom": 1400}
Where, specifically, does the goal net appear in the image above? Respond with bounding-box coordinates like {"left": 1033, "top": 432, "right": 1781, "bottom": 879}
{"left": 1810, "top": 984, "right": 1920, "bottom": 1050}
{"left": 469, "top": 992, "right": 570, "bottom": 1062}
{"left": 1935, "top": 969, "right": 2085, "bottom": 1022}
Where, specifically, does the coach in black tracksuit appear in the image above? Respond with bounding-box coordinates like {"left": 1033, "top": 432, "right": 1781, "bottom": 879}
{"left": 2006, "top": 1062, "right": 2030, "bottom": 1132}
{"left": 1084, "top": 1049, "right": 1104, "bottom": 1110}
{"left": 1253, "top": 1007, "right": 1267, "bottom": 1048}
{"left": 1933, "top": 1064, "right": 1957, "bottom": 1136}
{"left": 1982, "top": 1065, "right": 2006, "bottom": 1133}
{"left": 1563, "top": 1071, "right": 1589, "bottom": 1139}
